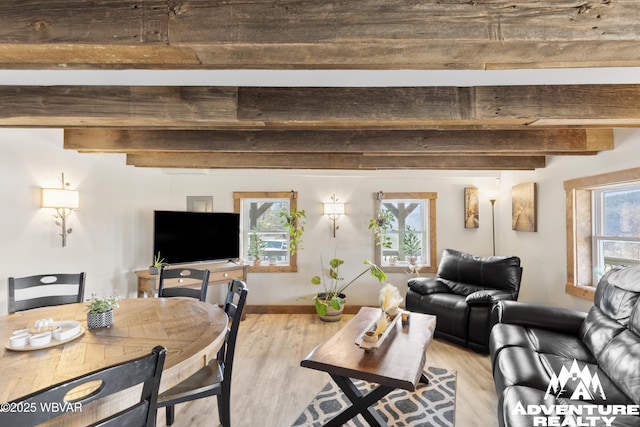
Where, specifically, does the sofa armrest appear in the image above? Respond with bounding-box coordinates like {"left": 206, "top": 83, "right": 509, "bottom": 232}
{"left": 465, "top": 289, "right": 514, "bottom": 305}
{"left": 407, "top": 277, "right": 451, "bottom": 295}
{"left": 492, "top": 300, "right": 587, "bottom": 336}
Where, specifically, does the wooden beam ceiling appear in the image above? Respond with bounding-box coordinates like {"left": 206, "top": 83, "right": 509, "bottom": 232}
{"left": 0, "top": 1, "right": 639, "bottom": 69}
{"left": 2, "top": 85, "right": 640, "bottom": 129}
{"left": 0, "top": 84, "right": 630, "bottom": 170}
{"left": 0, "top": 1, "right": 638, "bottom": 169}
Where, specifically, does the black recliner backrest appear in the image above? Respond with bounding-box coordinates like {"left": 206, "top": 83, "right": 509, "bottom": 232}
{"left": 437, "top": 248, "right": 522, "bottom": 296}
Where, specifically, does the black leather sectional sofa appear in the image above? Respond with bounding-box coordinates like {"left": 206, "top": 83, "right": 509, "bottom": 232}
{"left": 406, "top": 248, "right": 522, "bottom": 353}
{"left": 490, "top": 265, "right": 640, "bottom": 427}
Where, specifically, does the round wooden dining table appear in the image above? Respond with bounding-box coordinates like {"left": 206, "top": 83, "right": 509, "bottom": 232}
{"left": 0, "top": 297, "right": 228, "bottom": 425}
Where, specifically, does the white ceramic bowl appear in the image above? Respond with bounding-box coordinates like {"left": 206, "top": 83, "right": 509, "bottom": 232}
{"left": 29, "top": 331, "right": 52, "bottom": 347}
{"left": 52, "top": 320, "right": 81, "bottom": 341}
{"left": 9, "top": 332, "right": 31, "bottom": 348}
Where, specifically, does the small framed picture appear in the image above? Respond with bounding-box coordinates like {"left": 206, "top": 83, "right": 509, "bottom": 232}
{"left": 464, "top": 187, "right": 479, "bottom": 228}
{"left": 187, "top": 196, "right": 213, "bottom": 212}
{"left": 512, "top": 183, "right": 537, "bottom": 232}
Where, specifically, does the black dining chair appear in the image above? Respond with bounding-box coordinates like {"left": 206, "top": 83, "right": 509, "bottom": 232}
{"left": 0, "top": 345, "right": 166, "bottom": 427}
{"left": 157, "top": 279, "right": 248, "bottom": 426}
{"left": 8, "top": 272, "right": 86, "bottom": 314}
{"left": 157, "top": 267, "right": 210, "bottom": 301}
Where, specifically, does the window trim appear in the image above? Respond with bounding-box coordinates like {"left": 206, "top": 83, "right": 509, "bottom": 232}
{"left": 564, "top": 167, "right": 640, "bottom": 300}
{"left": 233, "top": 191, "right": 298, "bottom": 273}
{"left": 372, "top": 192, "right": 438, "bottom": 274}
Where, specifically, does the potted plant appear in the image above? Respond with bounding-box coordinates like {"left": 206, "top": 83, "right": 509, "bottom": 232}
{"left": 280, "top": 207, "right": 306, "bottom": 255}
{"left": 86, "top": 292, "right": 120, "bottom": 329}
{"left": 401, "top": 225, "right": 421, "bottom": 265}
{"left": 369, "top": 208, "right": 394, "bottom": 249}
{"left": 149, "top": 251, "right": 168, "bottom": 275}
{"left": 310, "top": 257, "right": 387, "bottom": 321}
{"left": 248, "top": 231, "right": 266, "bottom": 266}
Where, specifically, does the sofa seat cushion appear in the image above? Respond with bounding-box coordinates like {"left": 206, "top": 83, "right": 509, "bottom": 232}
{"left": 491, "top": 324, "right": 596, "bottom": 366}
{"left": 494, "top": 347, "right": 632, "bottom": 406}
{"left": 501, "top": 386, "right": 639, "bottom": 427}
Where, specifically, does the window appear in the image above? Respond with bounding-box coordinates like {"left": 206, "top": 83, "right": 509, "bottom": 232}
{"left": 592, "top": 184, "right": 640, "bottom": 282}
{"left": 565, "top": 168, "right": 640, "bottom": 300}
{"left": 233, "top": 191, "right": 298, "bottom": 272}
{"left": 372, "top": 192, "right": 437, "bottom": 273}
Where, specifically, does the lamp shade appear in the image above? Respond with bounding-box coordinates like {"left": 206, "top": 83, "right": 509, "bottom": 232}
{"left": 41, "top": 188, "right": 79, "bottom": 209}
{"left": 323, "top": 202, "right": 345, "bottom": 215}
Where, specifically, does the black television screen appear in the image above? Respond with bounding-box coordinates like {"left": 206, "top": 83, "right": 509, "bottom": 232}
{"left": 153, "top": 210, "right": 240, "bottom": 265}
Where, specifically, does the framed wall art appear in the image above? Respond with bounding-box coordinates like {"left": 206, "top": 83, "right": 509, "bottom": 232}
{"left": 464, "top": 187, "right": 479, "bottom": 228}
{"left": 512, "top": 182, "right": 537, "bottom": 232}
{"left": 186, "top": 196, "right": 213, "bottom": 212}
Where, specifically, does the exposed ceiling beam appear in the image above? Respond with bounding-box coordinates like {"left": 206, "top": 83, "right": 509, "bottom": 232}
{"left": 65, "top": 129, "right": 612, "bottom": 155}
{"left": 125, "top": 152, "right": 546, "bottom": 170}
{"left": 2, "top": 85, "right": 640, "bottom": 129}
{"left": 0, "top": 1, "right": 639, "bottom": 70}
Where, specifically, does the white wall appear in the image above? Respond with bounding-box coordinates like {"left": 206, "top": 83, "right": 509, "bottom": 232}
{"left": 2, "top": 128, "right": 639, "bottom": 314}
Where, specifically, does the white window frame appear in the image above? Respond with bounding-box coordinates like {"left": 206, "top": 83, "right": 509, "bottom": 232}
{"left": 591, "top": 184, "right": 640, "bottom": 283}
{"left": 233, "top": 191, "right": 298, "bottom": 273}
{"left": 564, "top": 167, "right": 640, "bottom": 300}
{"left": 372, "top": 192, "right": 437, "bottom": 274}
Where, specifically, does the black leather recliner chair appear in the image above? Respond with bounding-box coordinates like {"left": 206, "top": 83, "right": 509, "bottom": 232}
{"left": 406, "top": 248, "right": 522, "bottom": 353}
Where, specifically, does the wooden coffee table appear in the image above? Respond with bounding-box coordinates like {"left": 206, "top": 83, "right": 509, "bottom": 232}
{"left": 300, "top": 306, "right": 436, "bottom": 427}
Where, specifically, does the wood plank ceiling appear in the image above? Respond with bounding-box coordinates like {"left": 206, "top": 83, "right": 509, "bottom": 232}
{"left": 1, "top": 0, "right": 639, "bottom": 170}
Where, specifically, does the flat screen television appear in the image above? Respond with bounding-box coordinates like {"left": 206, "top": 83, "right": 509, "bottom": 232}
{"left": 153, "top": 210, "right": 240, "bottom": 265}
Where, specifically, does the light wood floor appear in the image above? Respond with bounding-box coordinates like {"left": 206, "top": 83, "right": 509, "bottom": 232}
{"left": 156, "top": 313, "right": 498, "bottom": 427}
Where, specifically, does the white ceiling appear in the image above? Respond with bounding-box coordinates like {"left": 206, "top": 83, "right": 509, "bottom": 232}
{"left": 2, "top": 67, "right": 640, "bottom": 87}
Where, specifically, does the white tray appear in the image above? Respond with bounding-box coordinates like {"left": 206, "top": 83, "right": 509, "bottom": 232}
{"left": 6, "top": 321, "right": 84, "bottom": 352}
{"left": 355, "top": 310, "right": 402, "bottom": 351}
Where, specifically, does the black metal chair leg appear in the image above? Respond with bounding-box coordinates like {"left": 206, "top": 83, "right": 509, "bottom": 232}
{"left": 165, "top": 405, "right": 175, "bottom": 426}
{"left": 217, "top": 393, "right": 230, "bottom": 427}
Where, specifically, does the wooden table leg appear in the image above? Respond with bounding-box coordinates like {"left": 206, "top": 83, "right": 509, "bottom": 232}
{"left": 324, "top": 374, "right": 394, "bottom": 427}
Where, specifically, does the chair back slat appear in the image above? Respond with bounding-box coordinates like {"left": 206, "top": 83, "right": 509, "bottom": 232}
{"left": 158, "top": 267, "right": 210, "bottom": 301}
{"left": 219, "top": 279, "right": 248, "bottom": 376}
{"left": 8, "top": 272, "right": 86, "bottom": 314}
{"left": 1, "top": 346, "right": 166, "bottom": 427}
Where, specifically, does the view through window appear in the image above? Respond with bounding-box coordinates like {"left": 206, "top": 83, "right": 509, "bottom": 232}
{"left": 373, "top": 192, "right": 437, "bottom": 273}
{"left": 565, "top": 168, "right": 640, "bottom": 300}
{"left": 593, "top": 184, "right": 640, "bottom": 282}
{"left": 233, "top": 191, "right": 298, "bottom": 272}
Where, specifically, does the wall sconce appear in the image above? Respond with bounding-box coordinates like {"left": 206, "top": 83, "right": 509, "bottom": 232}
{"left": 323, "top": 194, "right": 345, "bottom": 238}
{"left": 41, "top": 173, "right": 79, "bottom": 247}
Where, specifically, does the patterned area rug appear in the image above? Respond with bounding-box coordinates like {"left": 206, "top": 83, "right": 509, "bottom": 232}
{"left": 291, "top": 366, "right": 456, "bottom": 427}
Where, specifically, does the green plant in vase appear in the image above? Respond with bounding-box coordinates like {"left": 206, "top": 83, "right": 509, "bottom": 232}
{"left": 310, "top": 257, "right": 387, "bottom": 321}
{"left": 248, "top": 231, "right": 266, "bottom": 266}
{"left": 149, "top": 251, "right": 169, "bottom": 275}
{"left": 369, "top": 208, "right": 394, "bottom": 249}
{"left": 86, "top": 292, "right": 121, "bottom": 329}
{"left": 279, "top": 207, "right": 306, "bottom": 255}
{"left": 401, "top": 225, "right": 422, "bottom": 264}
